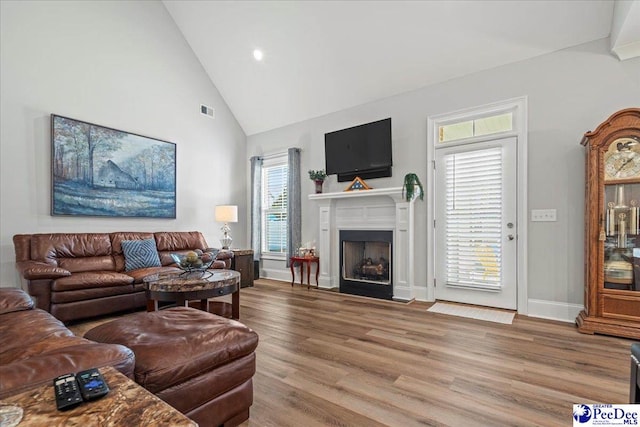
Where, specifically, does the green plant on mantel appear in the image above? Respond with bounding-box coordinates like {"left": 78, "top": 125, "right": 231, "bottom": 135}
{"left": 308, "top": 170, "right": 327, "bottom": 181}
{"left": 403, "top": 173, "right": 424, "bottom": 201}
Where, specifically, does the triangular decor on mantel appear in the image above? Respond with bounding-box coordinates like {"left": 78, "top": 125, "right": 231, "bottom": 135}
{"left": 344, "top": 176, "right": 371, "bottom": 191}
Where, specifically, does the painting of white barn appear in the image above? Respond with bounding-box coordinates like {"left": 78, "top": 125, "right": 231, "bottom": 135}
{"left": 51, "top": 114, "right": 176, "bottom": 218}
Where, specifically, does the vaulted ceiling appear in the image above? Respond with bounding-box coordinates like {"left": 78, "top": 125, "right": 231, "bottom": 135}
{"left": 163, "top": 0, "right": 639, "bottom": 136}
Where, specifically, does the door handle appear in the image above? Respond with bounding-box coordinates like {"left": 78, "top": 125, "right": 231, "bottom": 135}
{"left": 508, "top": 234, "right": 515, "bottom": 240}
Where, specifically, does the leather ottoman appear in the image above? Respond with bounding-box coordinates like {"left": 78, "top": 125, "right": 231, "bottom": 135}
{"left": 84, "top": 307, "right": 258, "bottom": 427}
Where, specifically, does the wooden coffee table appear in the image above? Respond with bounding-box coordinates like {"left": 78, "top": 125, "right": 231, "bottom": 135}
{"left": 143, "top": 270, "right": 240, "bottom": 319}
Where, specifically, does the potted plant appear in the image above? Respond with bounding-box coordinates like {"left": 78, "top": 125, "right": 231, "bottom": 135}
{"left": 403, "top": 173, "right": 424, "bottom": 201}
{"left": 308, "top": 169, "right": 327, "bottom": 194}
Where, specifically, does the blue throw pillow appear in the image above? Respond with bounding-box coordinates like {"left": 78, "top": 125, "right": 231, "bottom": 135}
{"left": 121, "top": 239, "right": 161, "bottom": 271}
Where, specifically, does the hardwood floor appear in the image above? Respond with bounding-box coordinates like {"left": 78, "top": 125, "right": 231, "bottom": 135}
{"left": 237, "top": 279, "right": 633, "bottom": 427}
{"left": 70, "top": 279, "right": 635, "bottom": 426}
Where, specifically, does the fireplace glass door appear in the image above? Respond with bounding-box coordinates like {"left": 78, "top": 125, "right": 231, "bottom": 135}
{"left": 339, "top": 230, "right": 393, "bottom": 300}
{"left": 342, "top": 240, "right": 391, "bottom": 284}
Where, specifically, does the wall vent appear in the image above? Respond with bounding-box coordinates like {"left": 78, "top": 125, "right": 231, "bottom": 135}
{"left": 200, "top": 104, "right": 215, "bottom": 119}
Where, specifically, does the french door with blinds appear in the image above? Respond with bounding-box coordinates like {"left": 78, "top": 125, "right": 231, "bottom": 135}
{"left": 434, "top": 137, "right": 517, "bottom": 310}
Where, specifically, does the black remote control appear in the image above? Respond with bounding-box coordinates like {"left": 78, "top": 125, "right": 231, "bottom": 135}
{"left": 76, "top": 368, "right": 109, "bottom": 401}
{"left": 53, "top": 373, "right": 83, "bottom": 411}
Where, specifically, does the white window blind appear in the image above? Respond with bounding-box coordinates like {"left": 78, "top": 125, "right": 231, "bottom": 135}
{"left": 262, "top": 163, "right": 288, "bottom": 254}
{"left": 444, "top": 147, "right": 502, "bottom": 289}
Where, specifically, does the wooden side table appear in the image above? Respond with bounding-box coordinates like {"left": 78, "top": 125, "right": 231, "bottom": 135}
{"left": 231, "top": 249, "right": 254, "bottom": 288}
{"left": 290, "top": 256, "right": 319, "bottom": 289}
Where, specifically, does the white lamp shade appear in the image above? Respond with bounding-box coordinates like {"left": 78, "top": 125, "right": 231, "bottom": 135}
{"left": 215, "top": 205, "right": 238, "bottom": 223}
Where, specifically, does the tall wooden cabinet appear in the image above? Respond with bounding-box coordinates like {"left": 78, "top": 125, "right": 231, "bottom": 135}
{"left": 576, "top": 108, "right": 640, "bottom": 339}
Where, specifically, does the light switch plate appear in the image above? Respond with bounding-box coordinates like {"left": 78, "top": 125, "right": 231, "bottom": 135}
{"left": 531, "top": 209, "right": 557, "bottom": 222}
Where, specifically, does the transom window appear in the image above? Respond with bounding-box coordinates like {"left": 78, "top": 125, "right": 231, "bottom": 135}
{"left": 439, "top": 112, "right": 513, "bottom": 143}
{"left": 261, "top": 155, "right": 288, "bottom": 255}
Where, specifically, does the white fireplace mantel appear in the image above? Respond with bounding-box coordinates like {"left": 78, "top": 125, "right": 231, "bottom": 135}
{"left": 308, "top": 187, "right": 405, "bottom": 202}
{"left": 308, "top": 187, "right": 417, "bottom": 301}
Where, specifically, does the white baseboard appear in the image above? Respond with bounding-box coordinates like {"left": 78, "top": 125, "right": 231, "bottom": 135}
{"left": 259, "top": 268, "right": 291, "bottom": 283}
{"left": 260, "top": 268, "right": 337, "bottom": 290}
{"left": 413, "top": 285, "right": 429, "bottom": 302}
{"left": 527, "top": 299, "right": 583, "bottom": 323}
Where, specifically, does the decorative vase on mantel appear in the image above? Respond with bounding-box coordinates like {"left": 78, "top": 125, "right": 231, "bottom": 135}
{"left": 308, "top": 169, "right": 327, "bottom": 194}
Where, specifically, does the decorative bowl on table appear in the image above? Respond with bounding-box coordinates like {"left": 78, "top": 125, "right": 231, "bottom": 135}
{"left": 171, "top": 249, "right": 219, "bottom": 274}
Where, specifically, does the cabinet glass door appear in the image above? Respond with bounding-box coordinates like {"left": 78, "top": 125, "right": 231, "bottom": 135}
{"left": 603, "top": 182, "right": 640, "bottom": 291}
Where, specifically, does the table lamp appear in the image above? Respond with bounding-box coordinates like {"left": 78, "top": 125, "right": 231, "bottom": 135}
{"left": 215, "top": 205, "right": 238, "bottom": 249}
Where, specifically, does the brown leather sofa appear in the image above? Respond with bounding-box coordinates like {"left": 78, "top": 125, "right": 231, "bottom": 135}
{"left": 13, "top": 231, "right": 232, "bottom": 322}
{"left": 0, "top": 289, "right": 259, "bottom": 427}
{"left": 0, "top": 288, "right": 134, "bottom": 399}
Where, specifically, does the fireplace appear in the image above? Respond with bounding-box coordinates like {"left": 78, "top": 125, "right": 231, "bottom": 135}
{"left": 309, "top": 186, "right": 418, "bottom": 301}
{"left": 340, "top": 230, "right": 393, "bottom": 300}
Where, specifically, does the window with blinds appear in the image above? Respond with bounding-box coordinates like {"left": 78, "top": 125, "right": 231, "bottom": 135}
{"left": 262, "top": 162, "right": 288, "bottom": 254}
{"left": 444, "top": 147, "right": 502, "bottom": 289}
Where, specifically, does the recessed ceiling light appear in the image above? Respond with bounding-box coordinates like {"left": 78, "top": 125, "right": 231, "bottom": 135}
{"left": 253, "top": 49, "right": 263, "bottom": 61}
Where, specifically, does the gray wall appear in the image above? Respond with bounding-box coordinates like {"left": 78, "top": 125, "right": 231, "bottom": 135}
{"left": 247, "top": 38, "right": 640, "bottom": 315}
{"left": 0, "top": 1, "right": 247, "bottom": 286}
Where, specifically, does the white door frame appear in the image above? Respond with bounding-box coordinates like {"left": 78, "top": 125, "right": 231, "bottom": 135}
{"left": 426, "top": 97, "right": 528, "bottom": 314}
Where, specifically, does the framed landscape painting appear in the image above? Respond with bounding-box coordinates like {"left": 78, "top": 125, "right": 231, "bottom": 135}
{"left": 51, "top": 114, "right": 176, "bottom": 218}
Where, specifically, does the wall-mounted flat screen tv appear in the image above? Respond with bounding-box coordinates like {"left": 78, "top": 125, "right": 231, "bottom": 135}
{"left": 324, "top": 118, "right": 392, "bottom": 182}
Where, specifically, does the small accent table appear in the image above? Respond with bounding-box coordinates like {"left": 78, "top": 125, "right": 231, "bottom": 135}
{"left": 290, "top": 256, "right": 319, "bottom": 289}
{"left": 231, "top": 249, "right": 254, "bottom": 288}
{"left": 143, "top": 270, "right": 240, "bottom": 319}
{"left": 1, "top": 366, "right": 197, "bottom": 426}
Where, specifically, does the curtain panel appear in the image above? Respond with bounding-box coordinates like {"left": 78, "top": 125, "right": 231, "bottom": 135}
{"left": 287, "top": 148, "right": 301, "bottom": 267}
{"left": 250, "top": 156, "right": 263, "bottom": 261}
